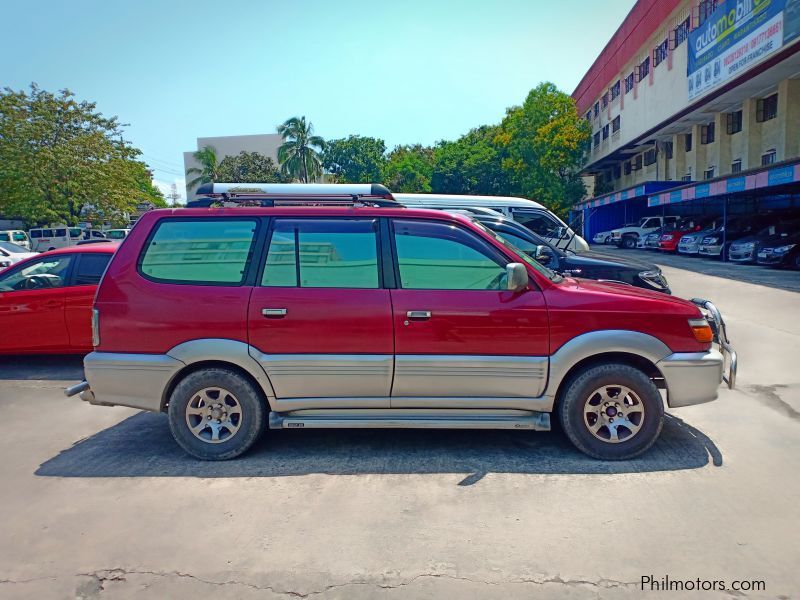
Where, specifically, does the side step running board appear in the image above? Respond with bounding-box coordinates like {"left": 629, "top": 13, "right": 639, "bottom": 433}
{"left": 268, "top": 411, "right": 550, "bottom": 431}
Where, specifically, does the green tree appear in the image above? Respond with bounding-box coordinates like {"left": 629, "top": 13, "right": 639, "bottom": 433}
{"left": 322, "top": 135, "right": 386, "bottom": 183}
{"left": 277, "top": 116, "right": 325, "bottom": 183}
{"left": 185, "top": 145, "right": 220, "bottom": 191}
{"left": 431, "top": 126, "right": 510, "bottom": 196}
{"left": 0, "top": 84, "right": 164, "bottom": 227}
{"left": 382, "top": 144, "right": 434, "bottom": 192}
{"left": 496, "top": 82, "right": 591, "bottom": 216}
{"left": 216, "top": 151, "right": 285, "bottom": 183}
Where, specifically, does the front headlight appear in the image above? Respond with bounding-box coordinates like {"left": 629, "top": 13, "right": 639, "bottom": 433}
{"left": 661, "top": 234, "right": 674, "bottom": 241}
{"left": 682, "top": 235, "right": 695, "bottom": 242}
{"left": 773, "top": 244, "right": 796, "bottom": 254}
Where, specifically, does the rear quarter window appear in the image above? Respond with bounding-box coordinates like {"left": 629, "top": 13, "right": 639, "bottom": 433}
{"left": 139, "top": 219, "right": 258, "bottom": 285}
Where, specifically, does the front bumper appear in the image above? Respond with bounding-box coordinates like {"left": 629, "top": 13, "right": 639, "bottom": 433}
{"left": 677, "top": 239, "right": 700, "bottom": 254}
{"left": 728, "top": 246, "right": 756, "bottom": 262}
{"left": 756, "top": 249, "right": 788, "bottom": 265}
{"left": 698, "top": 243, "right": 722, "bottom": 257}
{"left": 657, "top": 299, "right": 736, "bottom": 407}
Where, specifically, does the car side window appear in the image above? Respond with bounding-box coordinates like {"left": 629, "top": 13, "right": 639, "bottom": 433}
{"left": 512, "top": 211, "right": 560, "bottom": 237}
{"left": 261, "top": 219, "right": 379, "bottom": 289}
{"left": 393, "top": 219, "right": 507, "bottom": 290}
{"left": 0, "top": 255, "right": 73, "bottom": 292}
{"left": 74, "top": 253, "right": 112, "bottom": 286}
{"left": 139, "top": 219, "right": 257, "bottom": 285}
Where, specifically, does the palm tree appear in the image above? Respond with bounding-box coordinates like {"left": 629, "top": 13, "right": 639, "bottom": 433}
{"left": 185, "top": 145, "right": 220, "bottom": 190}
{"left": 277, "top": 117, "right": 325, "bottom": 183}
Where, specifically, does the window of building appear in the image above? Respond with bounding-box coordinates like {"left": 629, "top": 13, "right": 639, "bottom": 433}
{"left": 610, "top": 80, "right": 621, "bottom": 100}
{"left": 726, "top": 110, "right": 743, "bottom": 134}
{"left": 624, "top": 161, "right": 632, "bottom": 175}
{"left": 393, "top": 220, "right": 506, "bottom": 290}
{"left": 262, "top": 219, "right": 380, "bottom": 288}
{"left": 624, "top": 72, "right": 634, "bottom": 93}
{"left": 593, "top": 131, "right": 600, "bottom": 147}
{"left": 681, "top": 174, "right": 692, "bottom": 182}
{"left": 74, "top": 253, "right": 112, "bottom": 286}
{"left": 586, "top": 111, "right": 591, "bottom": 122}
{"left": 698, "top": 0, "right": 719, "bottom": 27}
{"left": 633, "top": 155, "right": 643, "bottom": 171}
{"left": 593, "top": 102, "right": 599, "bottom": 118}
{"left": 602, "top": 124, "right": 609, "bottom": 140}
{"left": 756, "top": 94, "right": 778, "bottom": 122}
{"left": 637, "top": 57, "right": 650, "bottom": 81}
{"left": 700, "top": 122, "right": 715, "bottom": 145}
{"left": 674, "top": 17, "right": 690, "bottom": 48}
{"left": 653, "top": 39, "right": 668, "bottom": 67}
{"left": 643, "top": 148, "right": 657, "bottom": 166}
{"left": 612, "top": 115, "right": 621, "bottom": 133}
{"left": 140, "top": 219, "right": 257, "bottom": 284}
{"left": 612, "top": 164, "right": 621, "bottom": 179}
{"left": 761, "top": 149, "right": 777, "bottom": 166}
{"left": 731, "top": 159, "right": 742, "bottom": 173}
{"left": 704, "top": 167, "right": 715, "bottom": 180}
{"left": 685, "top": 133, "right": 693, "bottom": 152}
{"left": 601, "top": 93, "right": 609, "bottom": 109}
{"left": 664, "top": 141, "right": 674, "bottom": 159}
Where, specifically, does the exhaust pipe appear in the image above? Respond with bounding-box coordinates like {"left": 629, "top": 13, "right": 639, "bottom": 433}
{"left": 64, "top": 380, "right": 90, "bottom": 397}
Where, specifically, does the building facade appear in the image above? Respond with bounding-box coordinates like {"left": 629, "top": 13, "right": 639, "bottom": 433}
{"left": 183, "top": 133, "right": 283, "bottom": 200}
{"left": 573, "top": 0, "right": 800, "bottom": 238}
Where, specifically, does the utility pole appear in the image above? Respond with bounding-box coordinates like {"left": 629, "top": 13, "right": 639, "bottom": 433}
{"left": 167, "top": 183, "right": 182, "bottom": 207}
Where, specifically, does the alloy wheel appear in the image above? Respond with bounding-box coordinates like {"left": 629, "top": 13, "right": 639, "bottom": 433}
{"left": 184, "top": 387, "right": 242, "bottom": 444}
{"left": 583, "top": 385, "right": 645, "bottom": 443}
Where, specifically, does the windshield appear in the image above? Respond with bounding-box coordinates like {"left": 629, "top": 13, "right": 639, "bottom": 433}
{"left": 0, "top": 241, "right": 29, "bottom": 253}
{"left": 471, "top": 220, "right": 563, "bottom": 282}
{"left": 105, "top": 230, "right": 127, "bottom": 239}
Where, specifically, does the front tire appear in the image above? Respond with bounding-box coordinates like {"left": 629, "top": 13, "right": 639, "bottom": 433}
{"left": 167, "top": 368, "right": 266, "bottom": 460}
{"left": 558, "top": 363, "right": 664, "bottom": 460}
{"left": 621, "top": 235, "right": 637, "bottom": 250}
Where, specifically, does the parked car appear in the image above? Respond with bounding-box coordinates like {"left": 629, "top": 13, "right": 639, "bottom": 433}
{"left": 103, "top": 228, "right": 130, "bottom": 240}
{"left": 392, "top": 193, "right": 590, "bottom": 252}
{"left": 610, "top": 215, "right": 681, "bottom": 249}
{"left": 592, "top": 230, "right": 615, "bottom": 244}
{"left": 728, "top": 219, "right": 800, "bottom": 264}
{"left": 472, "top": 214, "right": 671, "bottom": 293}
{"left": 695, "top": 215, "right": 775, "bottom": 258}
{"left": 0, "top": 241, "right": 38, "bottom": 270}
{"left": 67, "top": 183, "right": 735, "bottom": 462}
{"left": 643, "top": 227, "right": 668, "bottom": 250}
{"left": 756, "top": 230, "right": 800, "bottom": 269}
{"left": 0, "top": 230, "right": 31, "bottom": 250}
{"left": 0, "top": 244, "right": 116, "bottom": 354}
{"left": 659, "top": 216, "right": 720, "bottom": 253}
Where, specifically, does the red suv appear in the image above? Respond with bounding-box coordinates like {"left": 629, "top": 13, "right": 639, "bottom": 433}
{"left": 67, "top": 184, "right": 736, "bottom": 461}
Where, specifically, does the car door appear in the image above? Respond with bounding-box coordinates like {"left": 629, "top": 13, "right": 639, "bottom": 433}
{"left": 388, "top": 218, "right": 550, "bottom": 406}
{"left": 0, "top": 254, "right": 74, "bottom": 353}
{"left": 248, "top": 217, "right": 394, "bottom": 407}
{"left": 64, "top": 252, "right": 113, "bottom": 350}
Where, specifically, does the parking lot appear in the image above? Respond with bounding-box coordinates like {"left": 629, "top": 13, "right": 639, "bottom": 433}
{"left": 1, "top": 264, "right": 799, "bottom": 599}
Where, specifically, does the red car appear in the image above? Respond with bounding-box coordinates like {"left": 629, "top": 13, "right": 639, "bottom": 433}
{"left": 0, "top": 244, "right": 116, "bottom": 354}
{"left": 658, "top": 217, "right": 719, "bottom": 252}
{"left": 68, "top": 184, "right": 736, "bottom": 461}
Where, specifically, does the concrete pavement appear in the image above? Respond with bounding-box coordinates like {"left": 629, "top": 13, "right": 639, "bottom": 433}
{"left": 0, "top": 266, "right": 798, "bottom": 599}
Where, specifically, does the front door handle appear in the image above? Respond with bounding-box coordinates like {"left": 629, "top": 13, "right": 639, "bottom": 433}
{"left": 261, "top": 308, "right": 287, "bottom": 318}
{"left": 406, "top": 310, "right": 431, "bottom": 320}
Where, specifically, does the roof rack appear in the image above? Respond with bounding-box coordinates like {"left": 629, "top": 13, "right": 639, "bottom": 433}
{"left": 188, "top": 183, "right": 400, "bottom": 208}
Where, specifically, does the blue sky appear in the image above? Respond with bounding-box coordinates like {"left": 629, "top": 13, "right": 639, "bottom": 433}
{"left": 0, "top": 0, "right": 635, "bottom": 199}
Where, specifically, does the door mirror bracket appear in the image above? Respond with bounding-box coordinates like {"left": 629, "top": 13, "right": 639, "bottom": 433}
{"left": 505, "top": 263, "right": 529, "bottom": 292}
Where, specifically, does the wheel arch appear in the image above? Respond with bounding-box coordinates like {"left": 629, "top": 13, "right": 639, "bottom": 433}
{"left": 163, "top": 339, "right": 277, "bottom": 412}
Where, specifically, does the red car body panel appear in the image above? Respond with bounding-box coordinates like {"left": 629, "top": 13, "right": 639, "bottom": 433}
{"left": 94, "top": 208, "right": 707, "bottom": 359}
{"left": 659, "top": 225, "right": 706, "bottom": 251}
{"left": 0, "top": 244, "right": 116, "bottom": 354}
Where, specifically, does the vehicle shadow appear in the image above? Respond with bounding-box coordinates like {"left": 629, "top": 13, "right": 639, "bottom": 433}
{"left": 0, "top": 355, "right": 84, "bottom": 380}
{"left": 36, "top": 413, "right": 722, "bottom": 481}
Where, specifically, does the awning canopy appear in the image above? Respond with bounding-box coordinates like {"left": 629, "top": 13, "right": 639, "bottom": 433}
{"left": 578, "top": 182, "right": 684, "bottom": 209}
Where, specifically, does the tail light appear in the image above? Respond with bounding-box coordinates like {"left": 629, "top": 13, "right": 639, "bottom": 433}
{"left": 688, "top": 318, "right": 713, "bottom": 343}
{"left": 91, "top": 308, "right": 100, "bottom": 347}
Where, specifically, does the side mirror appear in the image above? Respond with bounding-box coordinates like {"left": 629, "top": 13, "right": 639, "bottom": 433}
{"left": 535, "top": 245, "right": 552, "bottom": 264}
{"left": 505, "top": 263, "right": 529, "bottom": 292}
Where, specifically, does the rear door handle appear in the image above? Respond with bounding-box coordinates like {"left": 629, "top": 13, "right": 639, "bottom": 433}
{"left": 406, "top": 310, "right": 431, "bottom": 320}
{"left": 261, "top": 308, "right": 287, "bottom": 318}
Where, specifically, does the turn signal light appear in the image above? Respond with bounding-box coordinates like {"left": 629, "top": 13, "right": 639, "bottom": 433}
{"left": 688, "top": 318, "right": 713, "bottom": 343}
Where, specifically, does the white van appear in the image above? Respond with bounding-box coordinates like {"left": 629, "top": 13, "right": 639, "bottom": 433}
{"left": 28, "top": 226, "right": 83, "bottom": 252}
{"left": 394, "top": 194, "right": 589, "bottom": 252}
{"left": 0, "top": 230, "right": 31, "bottom": 250}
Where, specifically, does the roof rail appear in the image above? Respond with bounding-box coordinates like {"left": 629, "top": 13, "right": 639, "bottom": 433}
{"left": 188, "top": 183, "right": 400, "bottom": 208}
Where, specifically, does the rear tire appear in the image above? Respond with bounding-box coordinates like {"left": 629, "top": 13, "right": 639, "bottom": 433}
{"left": 167, "top": 368, "right": 266, "bottom": 460}
{"left": 558, "top": 363, "right": 664, "bottom": 460}
{"left": 621, "top": 235, "right": 637, "bottom": 250}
